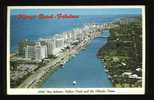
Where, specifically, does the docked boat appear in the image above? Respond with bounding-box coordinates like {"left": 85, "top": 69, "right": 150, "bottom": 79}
{"left": 108, "top": 75, "right": 112, "bottom": 79}
{"left": 60, "top": 63, "right": 64, "bottom": 68}
{"left": 104, "top": 69, "right": 109, "bottom": 72}
{"left": 61, "top": 66, "right": 64, "bottom": 68}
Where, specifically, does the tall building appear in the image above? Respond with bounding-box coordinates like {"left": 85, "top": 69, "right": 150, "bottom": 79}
{"left": 35, "top": 45, "right": 47, "bottom": 60}
{"left": 24, "top": 46, "right": 35, "bottom": 59}
{"left": 18, "top": 39, "right": 35, "bottom": 57}
{"left": 24, "top": 42, "right": 47, "bottom": 60}
{"left": 62, "top": 32, "right": 69, "bottom": 47}
{"left": 55, "top": 38, "right": 64, "bottom": 48}
{"left": 47, "top": 39, "right": 56, "bottom": 56}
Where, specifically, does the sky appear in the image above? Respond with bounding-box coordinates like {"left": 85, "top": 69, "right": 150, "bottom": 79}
{"left": 11, "top": 8, "right": 142, "bottom": 15}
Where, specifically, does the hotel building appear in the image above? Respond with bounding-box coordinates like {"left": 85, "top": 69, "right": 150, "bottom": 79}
{"left": 24, "top": 42, "right": 47, "bottom": 60}
{"left": 24, "top": 46, "right": 35, "bottom": 59}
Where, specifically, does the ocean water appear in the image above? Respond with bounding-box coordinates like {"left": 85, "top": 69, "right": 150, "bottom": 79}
{"left": 11, "top": 15, "right": 122, "bottom": 52}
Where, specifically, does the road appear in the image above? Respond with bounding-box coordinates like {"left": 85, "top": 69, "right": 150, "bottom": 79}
{"left": 17, "top": 29, "right": 103, "bottom": 88}
{"left": 17, "top": 41, "right": 87, "bottom": 88}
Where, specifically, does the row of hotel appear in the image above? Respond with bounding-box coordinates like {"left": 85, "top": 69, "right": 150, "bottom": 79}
{"left": 21, "top": 23, "right": 112, "bottom": 61}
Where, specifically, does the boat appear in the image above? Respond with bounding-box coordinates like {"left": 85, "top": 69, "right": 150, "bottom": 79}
{"left": 73, "top": 81, "right": 77, "bottom": 85}
{"left": 104, "top": 69, "right": 109, "bottom": 72}
{"left": 60, "top": 63, "right": 64, "bottom": 68}
{"left": 61, "top": 66, "right": 64, "bottom": 68}
{"left": 72, "top": 55, "right": 76, "bottom": 57}
{"left": 108, "top": 75, "right": 112, "bottom": 79}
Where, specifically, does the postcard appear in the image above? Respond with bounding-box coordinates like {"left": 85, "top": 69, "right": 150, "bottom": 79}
{"left": 7, "top": 6, "right": 145, "bottom": 95}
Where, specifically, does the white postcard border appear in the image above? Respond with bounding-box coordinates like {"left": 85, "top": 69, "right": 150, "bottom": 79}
{"left": 7, "top": 6, "right": 146, "bottom": 95}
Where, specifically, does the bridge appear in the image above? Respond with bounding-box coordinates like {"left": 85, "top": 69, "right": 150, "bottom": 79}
{"left": 89, "top": 22, "right": 118, "bottom": 30}
{"left": 99, "top": 23, "right": 118, "bottom": 29}
{"left": 96, "top": 36, "right": 110, "bottom": 39}
{"left": 94, "top": 23, "right": 118, "bottom": 39}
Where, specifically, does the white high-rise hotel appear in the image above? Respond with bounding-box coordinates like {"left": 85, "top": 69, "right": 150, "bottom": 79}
{"left": 24, "top": 23, "right": 102, "bottom": 60}
{"left": 24, "top": 42, "right": 47, "bottom": 60}
{"left": 25, "top": 46, "right": 35, "bottom": 59}
{"left": 35, "top": 42, "right": 47, "bottom": 60}
{"left": 45, "top": 24, "right": 101, "bottom": 56}
{"left": 47, "top": 34, "right": 65, "bottom": 56}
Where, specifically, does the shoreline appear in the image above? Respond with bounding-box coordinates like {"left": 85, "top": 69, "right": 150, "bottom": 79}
{"left": 17, "top": 33, "right": 97, "bottom": 88}
{"left": 97, "top": 16, "right": 142, "bottom": 88}
{"left": 37, "top": 42, "right": 91, "bottom": 88}
{"left": 36, "top": 43, "right": 90, "bottom": 88}
{"left": 11, "top": 23, "right": 115, "bottom": 88}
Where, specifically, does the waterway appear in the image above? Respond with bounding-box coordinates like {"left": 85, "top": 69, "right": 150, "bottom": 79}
{"left": 42, "top": 30, "right": 112, "bottom": 88}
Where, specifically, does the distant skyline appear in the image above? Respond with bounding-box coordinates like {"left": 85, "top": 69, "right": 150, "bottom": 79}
{"left": 11, "top": 8, "right": 142, "bottom": 15}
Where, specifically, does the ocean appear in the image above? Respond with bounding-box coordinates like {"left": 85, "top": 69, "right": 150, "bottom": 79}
{"left": 11, "top": 15, "right": 125, "bottom": 52}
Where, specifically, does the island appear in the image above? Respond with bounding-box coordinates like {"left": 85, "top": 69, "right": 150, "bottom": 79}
{"left": 97, "top": 16, "right": 142, "bottom": 88}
